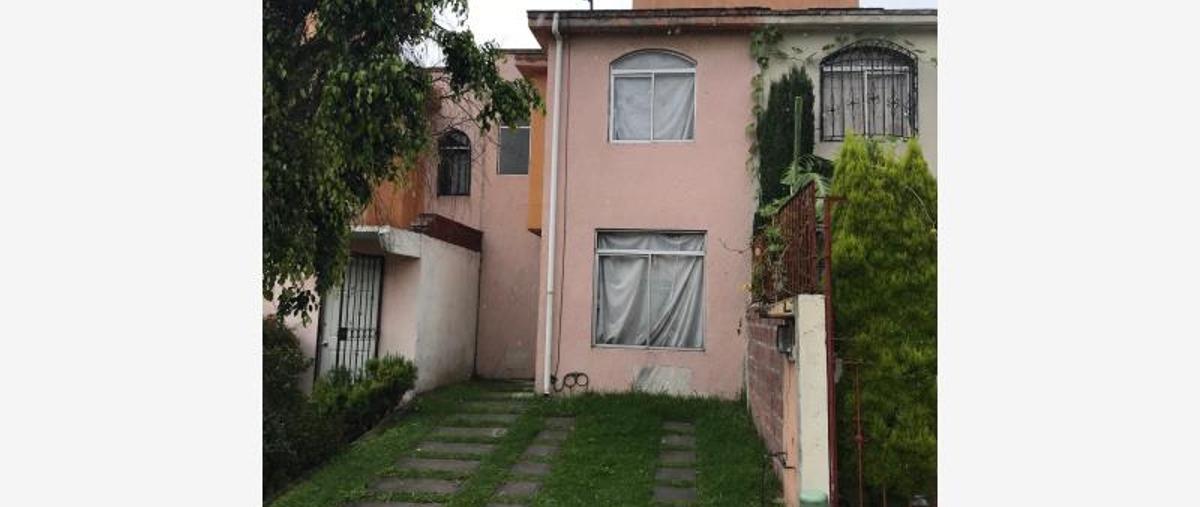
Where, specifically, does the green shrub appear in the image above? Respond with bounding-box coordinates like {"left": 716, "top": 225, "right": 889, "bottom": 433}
{"left": 830, "top": 135, "right": 937, "bottom": 503}
{"left": 312, "top": 355, "right": 418, "bottom": 440}
{"left": 263, "top": 318, "right": 417, "bottom": 497}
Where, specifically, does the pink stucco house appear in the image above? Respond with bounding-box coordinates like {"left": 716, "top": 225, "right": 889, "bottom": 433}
{"left": 266, "top": 3, "right": 936, "bottom": 407}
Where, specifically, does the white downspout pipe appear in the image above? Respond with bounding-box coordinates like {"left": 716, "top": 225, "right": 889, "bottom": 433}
{"left": 542, "top": 12, "right": 564, "bottom": 395}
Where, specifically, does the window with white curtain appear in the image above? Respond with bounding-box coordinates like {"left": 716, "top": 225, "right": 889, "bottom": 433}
{"left": 820, "top": 40, "right": 917, "bottom": 141}
{"left": 610, "top": 50, "right": 696, "bottom": 142}
{"left": 593, "top": 231, "right": 704, "bottom": 349}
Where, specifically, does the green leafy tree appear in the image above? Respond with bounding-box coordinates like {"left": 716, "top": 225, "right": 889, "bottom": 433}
{"left": 264, "top": 0, "right": 541, "bottom": 318}
{"left": 830, "top": 135, "right": 936, "bottom": 503}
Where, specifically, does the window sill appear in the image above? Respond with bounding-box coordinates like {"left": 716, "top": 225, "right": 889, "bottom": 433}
{"left": 592, "top": 343, "right": 705, "bottom": 352}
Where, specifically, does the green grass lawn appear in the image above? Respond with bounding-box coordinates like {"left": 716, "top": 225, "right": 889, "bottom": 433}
{"left": 268, "top": 381, "right": 781, "bottom": 507}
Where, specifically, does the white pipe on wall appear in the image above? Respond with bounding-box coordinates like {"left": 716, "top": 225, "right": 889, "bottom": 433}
{"left": 542, "top": 12, "right": 564, "bottom": 396}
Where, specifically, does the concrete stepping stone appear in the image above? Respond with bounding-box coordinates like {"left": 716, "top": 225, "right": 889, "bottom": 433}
{"left": 543, "top": 417, "right": 576, "bottom": 429}
{"left": 485, "top": 504, "right": 525, "bottom": 507}
{"left": 662, "top": 421, "right": 694, "bottom": 434}
{"left": 533, "top": 429, "right": 569, "bottom": 443}
{"left": 522, "top": 443, "right": 559, "bottom": 459}
{"left": 659, "top": 450, "right": 696, "bottom": 466}
{"left": 351, "top": 502, "right": 444, "bottom": 507}
{"left": 655, "top": 467, "right": 696, "bottom": 483}
{"left": 396, "top": 457, "right": 480, "bottom": 474}
{"left": 511, "top": 461, "right": 552, "bottom": 477}
{"left": 431, "top": 426, "right": 508, "bottom": 439}
{"left": 416, "top": 441, "right": 495, "bottom": 456}
{"left": 496, "top": 481, "right": 541, "bottom": 497}
{"left": 661, "top": 434, "right": 695, "bottom": 448}
{"left": 653, "top": 485, "right": 697, "bottom": 503}
{"left": 478, "top": 391, "right": 534, "bottom": 400}
{"left": 446, "top": 413, "right": 519, "bottom": 425}
{"left": 371, "top": 477, "right": 461, "bottom": 495}
{"left": 462, "top": 401, "right": 526, "bottom": 414}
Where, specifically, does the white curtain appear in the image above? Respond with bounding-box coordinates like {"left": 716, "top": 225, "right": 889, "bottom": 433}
{"left": 652, "top": 74, "right": 695, "bottom": 140}
{"left": 595, "top": 232, "right": 704, "bottom": 349}
{"left": 596, "top": 255, "right": 648, "bottom": 345}
{"left": 613, "top": 76, "right": 652, "bottom": 141}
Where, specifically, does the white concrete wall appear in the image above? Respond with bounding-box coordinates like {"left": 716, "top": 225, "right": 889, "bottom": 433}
{"left": 413, "top": 236, "right": 481, "bottom": 392}
{"left": 767, "top": 28, "right": 937, "bottom": 175}
{"left": 377, "top": 255, "right": 420, "bottom": 363}
{"left": 793, "top": 294, "right": 830, "bottom": 498}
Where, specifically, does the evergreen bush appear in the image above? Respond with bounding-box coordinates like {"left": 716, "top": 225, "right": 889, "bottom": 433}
{"left": 755, "top": 66, "right": 817, "bottom": 226}
{"left": 830, "top": 135, "right": 937, "bottom": 503}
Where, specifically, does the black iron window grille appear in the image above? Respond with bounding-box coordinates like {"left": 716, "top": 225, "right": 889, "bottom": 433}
{"left": 820, "top": 40, "right": 918, "bottom": 141}
{"left": 437, "top": 129, "right": 471, "bottom": 196}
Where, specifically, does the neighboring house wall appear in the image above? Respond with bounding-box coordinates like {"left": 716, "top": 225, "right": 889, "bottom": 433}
{"left": 633, "top": 0, "right": 857, "bottom": 8}
{"left": 534, "top": 31, "right": 757, "bottom": 398}
{"left": 412, "top": 237, "right": 481, "bottom": 391}
{"left": 766, "top": 28, "right": 937, "bottom": 175}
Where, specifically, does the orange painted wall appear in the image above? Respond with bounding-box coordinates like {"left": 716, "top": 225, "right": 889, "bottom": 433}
{"left": 632, "top": 0, "right": 857, "bottom": 8}
{"left": 359, "top": 167, "right": 425, "bottom": 229}
{"left": 525, "top": 73, "right": 547, "bottom": 234}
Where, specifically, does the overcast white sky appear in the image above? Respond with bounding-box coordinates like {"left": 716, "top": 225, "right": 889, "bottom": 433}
{"left": 465, "top": 0, "right": 937, "bottom": 49}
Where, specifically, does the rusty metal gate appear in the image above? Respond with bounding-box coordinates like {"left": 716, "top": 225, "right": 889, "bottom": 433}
{"left": 317, "top": 254, "right": 384, "bottom": 379}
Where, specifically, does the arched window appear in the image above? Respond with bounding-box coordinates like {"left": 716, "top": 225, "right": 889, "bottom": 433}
{"left": 820, "top": 40, "right": 917, "bottom": 141}
{"left": 610, "top": 50, "right": 696, "bottom": 142}
{"left": 437, "top": 129, "right": 471, "bottom": 196}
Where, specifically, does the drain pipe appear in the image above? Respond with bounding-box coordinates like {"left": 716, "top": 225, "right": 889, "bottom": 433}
{"left": 542, "top": 12, "right": 564, "bottom": 396}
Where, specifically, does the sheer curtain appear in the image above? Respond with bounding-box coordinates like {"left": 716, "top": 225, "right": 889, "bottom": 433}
{"left": 595, "top": 232, "right": 704, "bottom": 349}
{"left": 610, "top": 50, "right": 695, "bottom": 141}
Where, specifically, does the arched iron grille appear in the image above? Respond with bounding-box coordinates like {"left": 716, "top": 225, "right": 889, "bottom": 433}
{"left": 820, "top": 40, "right": 918, "bottom": 141}
{"left": 437, "top": 129, "right": 471, "bottom": 196}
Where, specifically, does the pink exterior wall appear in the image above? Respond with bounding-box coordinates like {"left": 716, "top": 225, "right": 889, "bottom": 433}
{"left": 262, "top": 282, "right": 319, "bottom": 394}
{"left": 416, "top": 57, "right": 541, "bottom": 380}
{"left": 534, "top": 32, "right": 757, "bottom": 398}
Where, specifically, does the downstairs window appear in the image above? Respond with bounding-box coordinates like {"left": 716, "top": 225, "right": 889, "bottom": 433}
{"left": 593, "top": 231, "right": 705, "bottom": 349}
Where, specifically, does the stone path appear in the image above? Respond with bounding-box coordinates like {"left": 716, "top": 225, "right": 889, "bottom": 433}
{"left": 653, "top": 421, "right": 699, "bottom": 505}
{"left": 487, "top": 416, "right": 577, "bottom": 506}
{"left": 352, "top": 381, "right": 534, "bottom": 507}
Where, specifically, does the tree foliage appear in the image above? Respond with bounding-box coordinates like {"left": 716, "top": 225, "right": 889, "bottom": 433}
{"left": 755, "top": 65, "right": 819, "bottom": 225}
{"left": 264, "top": 0, "right": 542, "bottom": 318}
{"left": 830, "top": 135, "right": 937, "bottom": 502}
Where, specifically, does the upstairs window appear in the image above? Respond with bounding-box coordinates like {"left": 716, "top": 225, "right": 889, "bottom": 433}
{"left": 820, "top": 40, "right": 917, "bottom": 141}
{"left": 437, "top": 129, "right": 471, "bottom": 196}
{"left": 497, "top": 120, "right": 530, "bottom": 175}
{"left": 610, "top": 50, "right": 696, "bottom": 142}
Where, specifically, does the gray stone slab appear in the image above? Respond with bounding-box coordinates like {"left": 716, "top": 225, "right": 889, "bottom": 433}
{"left": 496, "top": 481, "right": 541, "bottom": 497}
{"left": 485, "top": 504, "right": 525, "bottom": 507}
{"left": 462, "top": 401, "right": 526, "bottom": 414}
{"left": 661, "top": 434, "right": 695, "bottom": 448}
{"left": 351, "top": 502, "right": 444, "bottom": 507}
{"left": 534, "top": 429, "right": 569, "bottom": 443}
{"left": 416, "top": 441, "right": 496, "bottom": 456}
{"left": 655, "top": 467, "right": 696, "bottom": 483}
{"left": 659, "top": 450, "right": 696, "bottom": 466}
{"left": 543, "top": 417, "right": 576, "bottom": 429}
{"left": 446, "top": 413, "right": 519, "bottom": 425}
{"left": 478, "top": 391, "right": 535, "bottom": 400}
{"left": 371, "top": 477, "right": 461, "bottom": 495}
{"left": 511, "top": 461, "right": 552, "bottom": 477}
{"left": 662, "top": 421, "right": 694, "bottom": 434}
{"left": 431, "top": 426, "right": 508, "bottom": 439}
{"left": 396, "top": 457, "right": 480, "bottom": 473}
{"left": 653, "top": 485, "right": 697, "bottom": 503}
{"left": 522, "top": 444, "right": 560, "bottom": 459}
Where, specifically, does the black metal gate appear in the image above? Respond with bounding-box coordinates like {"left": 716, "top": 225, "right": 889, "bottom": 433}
{"left": 321, "top": 254, "right": 384, "bottom": 379}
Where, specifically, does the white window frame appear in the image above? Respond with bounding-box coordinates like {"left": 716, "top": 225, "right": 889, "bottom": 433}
{"left": 591, "top": 229, "right": 706, "bottom": 351}
{"left": 608, "top": 53, "right": 698, "bottom": 144}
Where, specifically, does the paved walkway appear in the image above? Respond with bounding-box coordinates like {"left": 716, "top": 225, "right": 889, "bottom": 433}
{"left": 348, "top": 382, "right": 702, "bottom": 506}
